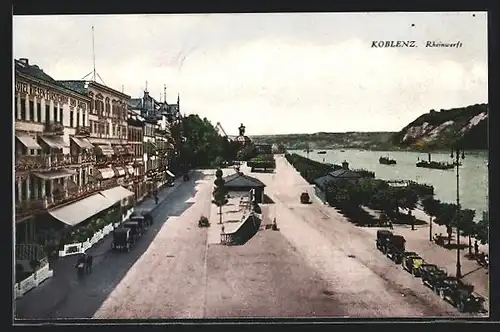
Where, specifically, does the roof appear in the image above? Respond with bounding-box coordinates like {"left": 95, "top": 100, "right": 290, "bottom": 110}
{"left": 58, "top": 80, "right": 130, "bottom": 99}
{"left": 222, "top": 172, "right": 266, "bottom": 188}
{"left": 328, "top": 169, "right": 362, "bottom": 178}
{"left": 128, "top": 98, "right": 143, "bottom": 109}
{"left": 58, "top": 80, "right": 88, "bottom": 95}
{"left": 313, "top": 175, "right": 332, "bottom": 189}
{"left": 15, "top": 60, "right": 57, "bottom": 83}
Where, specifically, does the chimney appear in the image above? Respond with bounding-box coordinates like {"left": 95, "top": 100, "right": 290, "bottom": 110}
{"left": 342, "top": 160, "right": 349, "bottom": 170}
{"left": 18, "top": 58, "right": 29, "bottom": 67}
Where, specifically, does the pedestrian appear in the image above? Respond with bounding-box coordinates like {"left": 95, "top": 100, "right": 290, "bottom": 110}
{"left": 388, "top": 220, "right": 394, "bottom": 230}
{"left": 474, "top": 240, "right": 479, "bottom": 256}
{"left": 155, "top": 195, "right": 159, "bottom": 205}
{"left": 85, "top": 254, "right": 93, "bottom": 274}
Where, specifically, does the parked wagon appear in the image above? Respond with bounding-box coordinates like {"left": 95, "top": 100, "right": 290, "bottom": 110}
{"left": 376, "top": 229, "right": 393, "bottom": 253}
{"left": 130, "top": 215, "right": 148, "bottom": 233}
{"left": 401, "top": 251, "right": 424, "bottom": 276}
{"left": 420, "top": 264, "right": 448, "bottom": 293}
{"left": 112, "top": 227, "right": 132, "bottom": 252}
{"left": 438, "top": 277, "right": 484, "bottom": 313}
{"left": 123, "top": 221, "right": 141, "bottom": 242}
{"left": 385, "top": 234, "right": 406, "bottom": 264}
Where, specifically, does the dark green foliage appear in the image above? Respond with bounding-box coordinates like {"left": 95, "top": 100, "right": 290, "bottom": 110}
{"left": 284, "top": 153, "right": 333, "bottom": 183}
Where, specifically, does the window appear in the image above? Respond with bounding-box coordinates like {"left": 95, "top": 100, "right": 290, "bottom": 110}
{"left": 93, "top": 100, "right": 97, "bottom": 114}
{"left": 28, "top": 100, "right": 34, "bottom": 121}
{"left": 53, "top": 107, "right": 58, "bottom": 123}
{"left": 45, "top": 105, "right": 50, "bottom": 123}
{"left": 70, "top": 110, "right": 74, "bottom": 128}
{"left": 15, "top": 97, "right": 18, "bottom": 116}
{"left": 76, "top": 112, "right": 80, "bottom": 127}
{"left": 36, "top": 102, "right": 41, "bottom": 122}
{"left": 59, "top": 108, "right": 63, "bottom": 124}
{"left": 82, "top": 113, "right": 86, "bottom": 126}
{"left": 30, "top": 149, "right": 36, "bottom": 155}
{"left": 21, "top": 179, "right": 27, "bottom": 200}
{"left": 20, "top": 99, "right": 26, "bottom": 120}
{"left": 105, "top": 124, "right": 109, "bottom": 136}
{"left": 105, "top": 102, "right": 110, "bottom": 116}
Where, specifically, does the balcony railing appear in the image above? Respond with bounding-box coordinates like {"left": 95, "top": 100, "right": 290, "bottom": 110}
{"left": 15, "top": 181, "right": 118, "bottom": 220}
{"left": 75, "top": 126, "right": 91, "bottom": 137}
{"left": 15, "top": 154, "right": 96, "bottom": 171}
{"left": 43, "top": 122, "right": 64, "bottom": 135}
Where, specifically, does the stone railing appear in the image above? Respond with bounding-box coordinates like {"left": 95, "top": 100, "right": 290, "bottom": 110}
{"left": 14, "top": 261, "right": 54, "bottom": 299}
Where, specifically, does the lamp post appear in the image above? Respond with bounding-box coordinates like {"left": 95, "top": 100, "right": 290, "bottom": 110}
{"left": 451, "top": 147, "right": 465, "bottom": 279}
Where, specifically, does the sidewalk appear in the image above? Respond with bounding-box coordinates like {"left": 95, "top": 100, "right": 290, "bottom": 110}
{"left": 15, "top": 174, "right": 189, "bottom": 317}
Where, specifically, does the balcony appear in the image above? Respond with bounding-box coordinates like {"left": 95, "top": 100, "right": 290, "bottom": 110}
{"left": 15, "top": 154, "right": 96, "bottom": 172}
{"left": 75, "top": 126, "right": 91, "bottom": 137}
{"left": 15, "top": 181, "right": 118, "bottom": 220}
{"left": 43, "top": 122, "right": 64, "bottom": 135}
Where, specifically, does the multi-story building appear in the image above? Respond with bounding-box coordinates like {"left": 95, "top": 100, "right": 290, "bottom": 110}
{"left": 127, "top": 111, "right": 146, "bottom": 201}
{"left": 58, "top": 80, "right": 136, "bottom": 200}
{"left": 15, "top": 59, "right": 95, "bottom": 247}
{"left": 128, "top": 89, "right": 180, "bottom": 192}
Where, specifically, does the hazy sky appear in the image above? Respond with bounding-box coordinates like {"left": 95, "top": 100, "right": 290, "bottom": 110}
{"left": 13, "top": 12, "right": 488, "bottom": 135}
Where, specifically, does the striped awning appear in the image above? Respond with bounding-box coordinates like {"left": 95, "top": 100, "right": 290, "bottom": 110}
{"left": 49, "top": 193, "right": 115, "bottom": 226}
{"left": 16, "top": 133, "right": 42, "bottom": 149}
{"left": 33, "top": 168, "right": 76, "bottom": 180}
{"left": 71, "top": 137, "right": 94, "bottom": 150}
{"left": 95, "top": 145, "right": 114, "bottom": 156}
{"left": 96, "top": 168, "right": 115, "bottom": 180}
{"left": 40, "top": 136, "right": 69, "bottom": 149}
{"left": 113, "top": 167, "right": 126, "bottom": 177}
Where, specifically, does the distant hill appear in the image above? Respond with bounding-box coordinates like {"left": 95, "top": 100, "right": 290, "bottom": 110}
{"left": 391, "top": 103, "right": 488, "bottom": 150}
{"left": 250, "top": 132, "right": 397, "bottom": 151}
{"left": 249, "top": 103, "right": 488, "bottom": 151}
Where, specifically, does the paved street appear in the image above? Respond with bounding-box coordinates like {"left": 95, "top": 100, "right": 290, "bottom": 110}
{"left": 16, "top": 158, "right": 487, "bottom": 319}
{"left": 15, "top": 171, "right": 203, "bottom": 320}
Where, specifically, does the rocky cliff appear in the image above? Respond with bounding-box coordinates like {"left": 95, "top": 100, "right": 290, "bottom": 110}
{"left": 391, "top": 103, "right": 488, "bottom": 150}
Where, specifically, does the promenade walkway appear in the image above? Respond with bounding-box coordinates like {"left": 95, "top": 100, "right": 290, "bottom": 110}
{"left": 15, "top": 174, "right": 188, "bottom": 319}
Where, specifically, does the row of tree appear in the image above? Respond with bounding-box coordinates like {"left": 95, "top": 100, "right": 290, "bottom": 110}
{"left": 285, "top": 153, "right": 489, "bottom": 247}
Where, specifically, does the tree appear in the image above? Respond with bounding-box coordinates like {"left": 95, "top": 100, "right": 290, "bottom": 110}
{"left": 434, "top": 202, "right": 458, "bottom": 245}
{"left": 396, "top": 187, "right": 418, "bottom": 230}
{"left": 475, "top": 212, "right": 489, "bottom": 245}
{"left": 212, "top": 168, "right": 228, "bottom": 224}
{"left": 237, "top": 144, "right": 257, "bottom": 161}
{"left": 422, "top": 197, "right": 441, "bottom": 241}
{"left": 454, "top": 208, "right": 476, "bottom": 254}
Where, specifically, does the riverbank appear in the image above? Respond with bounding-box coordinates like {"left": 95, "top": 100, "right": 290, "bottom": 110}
{"left": 290, "top": 148, "right": 488, "bottom": 220}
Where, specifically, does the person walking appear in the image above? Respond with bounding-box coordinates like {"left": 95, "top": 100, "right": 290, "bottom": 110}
{"left": 85, "top": 254, "right": 93, "bottom": 274}
{"left": 474, "top": 240, "right": 479, "bottom": 257}
{"left": 155, "top": 194, "right": 159, "bottom": 205}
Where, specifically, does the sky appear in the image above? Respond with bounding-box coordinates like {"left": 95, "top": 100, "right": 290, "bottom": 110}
{"left": 13, "top": 12, "right": 488, "bottom": 136}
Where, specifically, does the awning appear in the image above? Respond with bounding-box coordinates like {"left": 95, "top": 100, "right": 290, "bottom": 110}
{"left": 95, "top": 145, "right": 114, "bottom": 156}
{"left": 125, "top": 165, "right": 135, "bottom": 175}
{"left": 16, "top": 133, "right": 42, "bottom": 149}
{"left": 100, "top": 186, "right": 134, "bottom": 204}
{"left": 48, "top": 193, "right": 115, "bottom": 226}
{"left": 95, "top": 168, "right": 115, "bottom": 180}
{"left": 40, "top": 136, "right": 69, "bottom": 149}
{"left": 124, "top": 145, "right": 134, "bottom": 154}
{"left": 113, "top": 145, "right": 125, "bottom": 155}
{"left": 113, "top": 167, "right": 126, "bottom": 177}
{"left": 33, "top": 168, "right": 76, "bottom": 180}
{"left": 71, "top": 137, "right": 94, "bottom": 149}
{"left": 166, "top": 169, "right": 175, "bottom": 178}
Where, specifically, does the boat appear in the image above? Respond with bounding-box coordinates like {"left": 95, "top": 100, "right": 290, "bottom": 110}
{"left": 317, "top": 151, "right": 327, "bottom": 154}
{"left": 416, "top": 153, "right": 455, "bottom": 170}
{"left": 340, "top": 149, "right": 345, "bottom": 152}
{"left": 379, "top": 156, "right": 397, "bottom": 165}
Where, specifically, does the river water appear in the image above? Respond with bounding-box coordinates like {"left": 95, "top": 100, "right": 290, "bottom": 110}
{"left": 289, "top": 149, "right": 489, "bottom": 220}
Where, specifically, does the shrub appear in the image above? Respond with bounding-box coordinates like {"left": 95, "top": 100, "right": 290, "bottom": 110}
{"left": 198, "top": 216, "right": 210, "bottom": 228}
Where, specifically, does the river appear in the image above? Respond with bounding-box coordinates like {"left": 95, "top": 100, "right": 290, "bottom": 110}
{"left": 289, "top": 149, "right": 488, "bottom": 220}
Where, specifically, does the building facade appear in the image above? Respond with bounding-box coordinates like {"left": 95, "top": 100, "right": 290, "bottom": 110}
{"left": 14, "top": 58, "right": 95, "bottom": 246}
{"left": 127, "top": 113, "right": 146, "bottom": 201}
{"left": 58, "top": 80, "right": 137, "bottom": 201}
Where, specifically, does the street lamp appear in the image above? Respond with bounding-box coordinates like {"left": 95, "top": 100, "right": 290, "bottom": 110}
{"left": 451, "top": 147, "right": 465, "bottom": 278}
